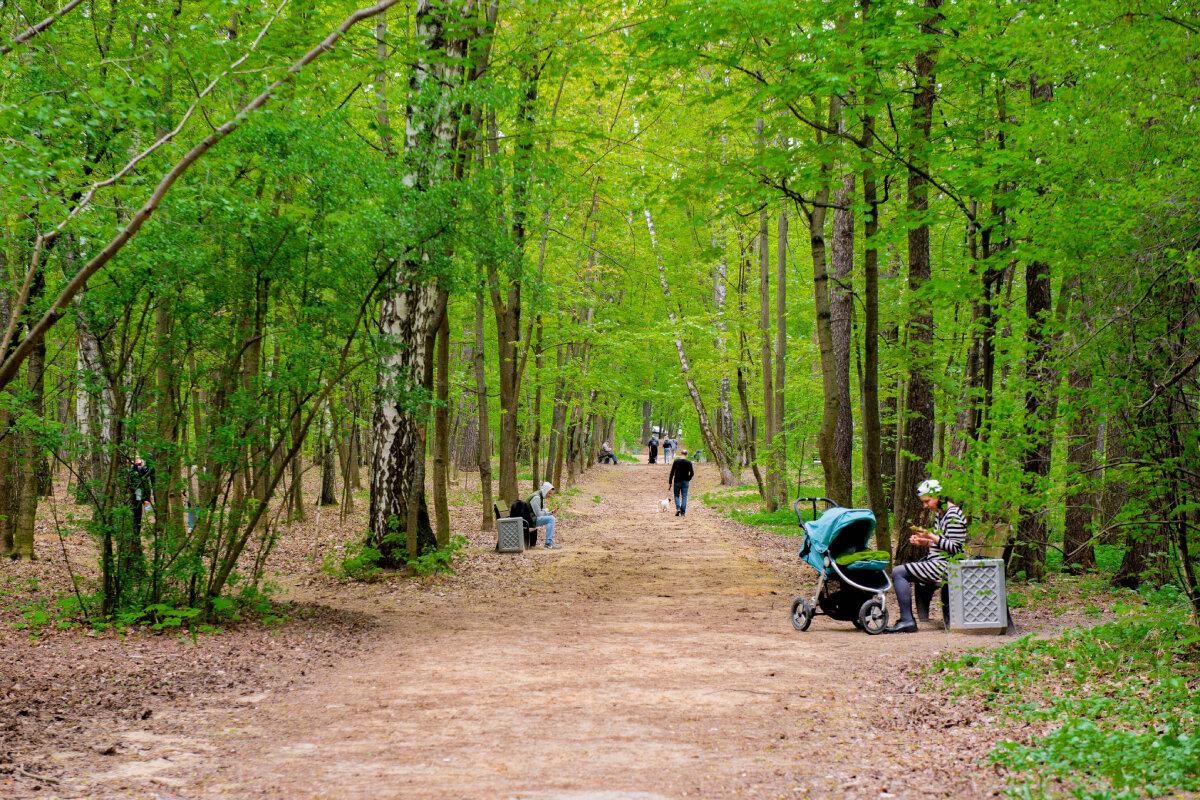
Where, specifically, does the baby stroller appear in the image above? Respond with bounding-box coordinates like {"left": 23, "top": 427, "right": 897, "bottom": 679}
{"left": 789, "top": 497, "right": 892, "bottom": 635}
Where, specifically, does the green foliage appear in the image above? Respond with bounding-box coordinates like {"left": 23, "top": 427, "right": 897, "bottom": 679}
{"left": 936, "top": 586, "right": 1200, "bottom": 799}
{"left": 323, "top": 540, "right": 386, "bottom": 583}
{"left": 324, "top": 533, "right": 468, "bottom": 581}
{"left": 406, "top": 535, "right": 468, "bottom": 578}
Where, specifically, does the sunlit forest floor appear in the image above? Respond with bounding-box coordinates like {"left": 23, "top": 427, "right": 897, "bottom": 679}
{"left": 0, "top": 458, "right": 1125, "bottom": 799}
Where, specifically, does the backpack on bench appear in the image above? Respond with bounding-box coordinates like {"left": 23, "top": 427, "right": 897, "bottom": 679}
{"left": 508, "top": 499, "right": 539, "bottom": 548}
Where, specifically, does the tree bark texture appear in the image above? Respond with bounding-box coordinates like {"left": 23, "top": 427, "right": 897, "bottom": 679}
{"left": 1016, "top": 75, "right": 1057, "bottom": 583}
{"left": 757, "top": 172, "right": 778, "bottom": 511}
{"left": 369, "top": 0, "right": 473, "bottom": 565}
{"left": 892, "top": 0, "right": 942, "bottom": 561}
{"left": 858, "top": 82, "right": 889, "bottom": 549}
{"left": 775, "top": 207, "right": 788, "bottom": 505}
{"left": 830, "top": 172, "right": 855, "bottom": 508}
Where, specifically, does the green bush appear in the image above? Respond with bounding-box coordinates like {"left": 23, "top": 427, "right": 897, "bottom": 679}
{"left": 935, "top": 584, "right": 1200, "bottom": 799}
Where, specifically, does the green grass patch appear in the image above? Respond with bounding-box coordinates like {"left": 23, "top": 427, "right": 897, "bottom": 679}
{"left": 702, "top": 486, "right": 826, "bottom": 534}
{"left": 935, "top": 583, "right": 1200, "bottom": 799}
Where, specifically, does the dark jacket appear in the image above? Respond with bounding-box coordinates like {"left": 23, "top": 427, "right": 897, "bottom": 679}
{"left": 668, "top": 458, "right": 694, "bottom": 486}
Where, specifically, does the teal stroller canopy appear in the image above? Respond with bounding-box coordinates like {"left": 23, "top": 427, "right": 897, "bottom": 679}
{"left": 800, "top": 507, "right": 878, "bottom": 574}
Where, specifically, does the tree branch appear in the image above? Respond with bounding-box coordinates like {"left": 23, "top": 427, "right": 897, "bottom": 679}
{"left": 0, "top": 0, "right": 405, "bottom": 392}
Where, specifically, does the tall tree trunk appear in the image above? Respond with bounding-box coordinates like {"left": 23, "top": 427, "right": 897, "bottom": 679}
{"left": 893, "top": 0, "right": 942, "bottom": 559}
{"left": 858, "top": 51, "right": 890, "bottom": 549}
{"left": 432, "top": 305, "right": 451, "bottom": 546}
{"left": 369, "top": 0, "right": 471, "bottom": 565}
{"left": 12, "top": 336, "right": 44, "bottom": 561}
{"left": 531, "top": 317, "right": 543, "bottom": 488}
{"left": 756, "top": 122, "right": 778, "bottom": 512}
{"left": 1017, "top": 75, "right": 1057, "bottom": 583}
{"left": 775, "top": 206, "right": 788, "bottom": 505}
{"left": 474, "top": 279, "right": 495, "bottom": 529}
{"left": 1063, "top": 361, "right": 1097, "bottom": 572}
{"left": 830, "top": 172, "right": 856, "bottom": 507}
{"left": 713, "top": 227, "right": 738, "bottom": 480}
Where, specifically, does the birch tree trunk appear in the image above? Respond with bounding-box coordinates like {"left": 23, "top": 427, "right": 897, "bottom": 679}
{"left": 369, "top": 0, "right": 473, "bottom": 566}
{"left": 644, "top": 208, "right": 735, "bottom": 484}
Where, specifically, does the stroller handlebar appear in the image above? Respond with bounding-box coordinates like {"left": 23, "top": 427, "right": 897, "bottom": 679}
{"left": 793, "top": 497, "right": 838, "bottom": 525}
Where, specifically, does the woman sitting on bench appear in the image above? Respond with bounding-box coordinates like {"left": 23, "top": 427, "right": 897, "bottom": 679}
{"left": 885, "top": 479, "right": 968, "bottom": 634}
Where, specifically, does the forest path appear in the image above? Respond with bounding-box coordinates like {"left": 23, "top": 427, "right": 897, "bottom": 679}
{"left": 100, "top": 460, "right": 1000, "bottom": 799}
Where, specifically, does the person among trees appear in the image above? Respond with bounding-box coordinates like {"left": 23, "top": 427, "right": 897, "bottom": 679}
{"left": 667, "top": 448, "right": 694, "bottom": 517}
{"left": 599, "top": 441, "right": 618, "bottom": 465}
{"left": 647, "top": 433, "right": 659, "bottom": 464}
{"left": 662, "top": 435, "right": 674, "bottom": 463}
{"left": 528, "top": 481, "right": 560, "bottom": 549}
{"left": 129, "top": 454, "right": 155, "bottom": 534}
{"left": 885, "top": 479, "right": 968, "bottom": 634}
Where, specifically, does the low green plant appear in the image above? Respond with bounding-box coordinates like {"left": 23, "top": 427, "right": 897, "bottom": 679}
{"left": 592, "top": 495, "right": 603, "bottom": 503}
{"left": 407, "top": 534, "right": 467, "bottom": 577}
{"left": 934, "top": 584, "right": 1200, "bottom": 799}
{"left": 323, "top": 540, "right": 385, "bottom": 582}
{"left": 325, "top": 533, "right": 468, "bottom": 581}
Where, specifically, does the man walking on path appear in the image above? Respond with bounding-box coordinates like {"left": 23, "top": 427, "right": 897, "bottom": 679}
{"left": 668, "top": 449, "right": 694, "bottom": 517}
{"left": 529, "top": 481, "right": 560, "bottom": 549}
{"left": 647, "top": 434, "right": 659, "bottom": 464}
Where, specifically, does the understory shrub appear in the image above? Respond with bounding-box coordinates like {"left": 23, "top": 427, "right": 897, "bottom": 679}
{"left": 936, "top": 585, "right": 1200, "bottom": 799}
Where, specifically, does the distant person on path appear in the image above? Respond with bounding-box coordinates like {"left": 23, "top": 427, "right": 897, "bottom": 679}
{"left": 647, "top": 434, "right": 659, "bottom": 464}
{"left": 667, "top": 449, "right": 694, "bottom": 517}
{"left": 599, "top": 441, "right": 618, "bottom": 465}
{"left": 129, "top": 455, "right": 155, "bottom": 534}
{"left": 662, "top": 436, "right": 674, "bottom": 463}
{"left": 528, "top": 481, "right": 561, "bottom": 549}
{"left": 885, "top": 479, "right": 968, "bottom": 634}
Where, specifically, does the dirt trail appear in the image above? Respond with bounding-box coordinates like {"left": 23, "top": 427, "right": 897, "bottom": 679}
{"left": 82, "top": 462, "right": 1005, "bottom": 799}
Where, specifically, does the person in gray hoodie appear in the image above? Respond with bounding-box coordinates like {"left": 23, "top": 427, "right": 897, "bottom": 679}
{"left": 528, "top": 481, "right": 560, "bottom": 549}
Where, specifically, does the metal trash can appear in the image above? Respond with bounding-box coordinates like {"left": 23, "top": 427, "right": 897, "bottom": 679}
{"left": 495, "top": 517, "right": 526, "bottom": 553}
{"left": 948, "top": 558, "right": 1008, "bottom": 634}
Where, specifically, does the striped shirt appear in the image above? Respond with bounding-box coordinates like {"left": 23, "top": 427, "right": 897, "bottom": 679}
{"left": 905, "top": 503, "right": 968, "bottom": 584}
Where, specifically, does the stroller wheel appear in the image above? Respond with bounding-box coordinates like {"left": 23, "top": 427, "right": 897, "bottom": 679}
{"left": 790, "top": 597, "right": 814, "bottom": 632}
{"left": 858, "top": 598, "right": 888, "bottom": 635}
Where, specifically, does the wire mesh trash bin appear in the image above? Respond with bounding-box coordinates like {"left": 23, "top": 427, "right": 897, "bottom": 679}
{"left": 948, "top": 558, "right": 1009, "bottom": 634}
{"left": 495, "top": 517, "right": 526, "bottom": 553}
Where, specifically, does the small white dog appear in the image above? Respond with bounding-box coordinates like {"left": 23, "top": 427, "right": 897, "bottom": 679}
{"left": 658, "top": 498, "right": 670, "bottom": 512}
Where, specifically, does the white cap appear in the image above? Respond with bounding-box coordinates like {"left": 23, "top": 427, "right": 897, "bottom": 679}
{"left": 917, "top": 479, "right": 942, "bottom": 497}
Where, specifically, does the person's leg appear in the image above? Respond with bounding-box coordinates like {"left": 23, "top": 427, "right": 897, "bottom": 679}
{"left": 890, "top": 565, "right": 917, "bottom": 628}
{"left": 537, "top": 514, "right": 556, "bottom": 546}
{"left": 672, "top": 483, "right": 681, "bottom": 514}
{"left": 679, "top": 481, "right": 689, "bottom": 514}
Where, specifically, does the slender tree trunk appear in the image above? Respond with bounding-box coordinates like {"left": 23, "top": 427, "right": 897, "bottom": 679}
{"left": 830, "top": 172, "right": 855, "bottom": 507}
{"left": 775, "top": 206, "right": 788, "bottom": 505}
{"left": 644, "top": 208, "right": 735, "bottom": 484}
{"left": 858, "top": 60, "right": 889, "bottom": 548}
{"left": 756, "top": 124, "right": 778, "bottom": 511}
{"left": 1064, "top": 361, "right": 1097, "bottom": 572}
{"left": 474, "top": 279, "right": 495, "bottom": 529}
{"left": 713, "top": 227, "right": 738, "bottom": 480}
{"left": 432, "top": 305, "right": 451, "bottom": 546}
{"left": 12, "top": 337, "right": 44, "bottom": 561}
